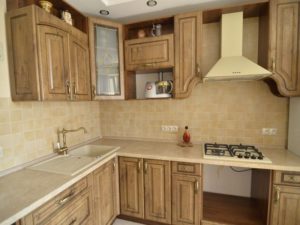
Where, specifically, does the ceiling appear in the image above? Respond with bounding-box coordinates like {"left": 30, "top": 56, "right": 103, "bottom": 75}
{"left": 65, "top": 0, "right": 260, "bottom": 23}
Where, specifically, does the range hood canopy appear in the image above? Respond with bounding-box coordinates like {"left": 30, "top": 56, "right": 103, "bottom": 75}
{"left": 203, "top": 12, "right": 271, "bottom": 82}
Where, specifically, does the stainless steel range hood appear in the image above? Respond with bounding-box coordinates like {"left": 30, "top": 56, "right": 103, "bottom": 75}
{"left": 203, "top": 12, "right": 272, "bottom": 82}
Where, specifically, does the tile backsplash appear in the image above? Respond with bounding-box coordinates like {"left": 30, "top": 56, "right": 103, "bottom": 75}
{"left": 0, "top": 99, "right": 101, "bottom": 171}
{"left": 100, "top": 81, "right": 289, "bottom": 148}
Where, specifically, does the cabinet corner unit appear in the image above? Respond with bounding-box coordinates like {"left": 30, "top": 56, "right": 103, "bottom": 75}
{"left": 6, "top": 5, "right": 91, "bottom": 101}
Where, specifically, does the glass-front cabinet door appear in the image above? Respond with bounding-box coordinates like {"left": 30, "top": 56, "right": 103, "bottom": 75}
{"left": 89, "top": 18, "right": 124, "bottom": 100}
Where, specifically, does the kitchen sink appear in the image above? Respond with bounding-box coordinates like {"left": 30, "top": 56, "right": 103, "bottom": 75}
{"left": 69, "top": 145, "right": 120, "bottom": 158}
{"left": 28, "top": 155, "right": 99, "bottom": 176}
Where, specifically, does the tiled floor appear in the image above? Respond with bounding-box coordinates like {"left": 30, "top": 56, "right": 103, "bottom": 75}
{"left": 113, "top": 219, "right": 144, "bottom": 225}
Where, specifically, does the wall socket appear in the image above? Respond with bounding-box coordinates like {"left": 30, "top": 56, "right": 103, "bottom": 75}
{"left": 262, "top": 128, "right": 278, "bottom": 136}
{"left": 161, "top": 125, "right": 178, "bottom": 132}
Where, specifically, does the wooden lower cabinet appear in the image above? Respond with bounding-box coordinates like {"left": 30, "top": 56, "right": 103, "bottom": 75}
{"left": 270, "top": 185, "right": 300, "bottom": 225}
{"left": 144, "top": 159, "right": 171, "bottom": 224}
{"left": 22, "top": 176, "right": 94, "bottom": 225}
{"left": 172, "top": 175, "right": 201, "bottom": 225}
{"left": 119, "top": 157, "right": 144, "bottom": 218}
{"left": 93, "top": 158, "right": 117, "bottom": 225}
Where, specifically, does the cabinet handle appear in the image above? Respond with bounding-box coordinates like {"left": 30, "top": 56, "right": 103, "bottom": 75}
{"left": 57, "top": 192, "right": 75, "bottom": 206}
{"left": 69, "top": 218, "right": 77, "bottom": 225}
{"left": 143, "top": 63, "right": 152, "bottom": 67}
{"left": 72, "top": 82, "right": 77, "bottom": 100}
{"left": 195, "top": 180, "right": 199, "bottom": 194}
{"left": 144, "top": 162, "right": 148, "bottom": 174}
{"left": 113, "top": 160, "right": 116, "bottom": 172}
{"left": 138, "top": 160, "right": 141, "bottom": 173}
{"left": 66, "top": 81, "right": 71, "bottom": 100}
{"left": 196, "top": 63, "right": 201, "bottom": 77}
{"left": 92, "top": 85, "right": 96, "bottom": 99}
{"left": 274, "top": 185, "right": 280, "bottom": 203}
{"left": 272, "top": 59, "right": 276, "bottom": 72}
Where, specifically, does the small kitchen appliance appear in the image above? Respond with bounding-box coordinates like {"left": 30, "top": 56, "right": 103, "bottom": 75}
{"left": 203, "top": 143, "right": 272, "bottom": 163}
{"left": 144, "top": 72, "right": 173, "bottom": 99}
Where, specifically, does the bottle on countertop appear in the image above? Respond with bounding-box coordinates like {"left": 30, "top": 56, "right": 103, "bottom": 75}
{"left": 183, "top": 126, "right": 191, "bottom": 143}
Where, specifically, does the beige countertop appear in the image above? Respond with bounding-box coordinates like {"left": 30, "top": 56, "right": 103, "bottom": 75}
{"left": 1, "top": 138, "right": 300, "bottom": 225}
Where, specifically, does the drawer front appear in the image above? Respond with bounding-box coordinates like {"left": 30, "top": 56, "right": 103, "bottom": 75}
{"left": 32, "top": 178, "right": 88, "bottom": 224}
{"left": 274, "top": 171, "right": 300, "bottom": 186}
{"left": 43, "top": 188, "right": 93, "bottom": 225}
{"left": 172, "top": 162, "right": 201, "bottom": 176}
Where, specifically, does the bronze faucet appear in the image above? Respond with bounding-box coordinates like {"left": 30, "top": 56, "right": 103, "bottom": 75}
{"left": 56, "top": 127, "right": 87, "bottom": 155}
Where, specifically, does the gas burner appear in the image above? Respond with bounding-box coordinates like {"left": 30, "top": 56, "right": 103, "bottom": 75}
{"left": 203, "top": 143, "right": 272, "bottom": 163}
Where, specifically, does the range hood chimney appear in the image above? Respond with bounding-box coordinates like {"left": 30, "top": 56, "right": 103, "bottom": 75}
{"left": 203, "top": 12, "right": 271, "bottom": 82}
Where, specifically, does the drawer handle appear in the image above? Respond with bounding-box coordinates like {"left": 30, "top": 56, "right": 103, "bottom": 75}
{"left": 143, "top": 63, "right": 152, "bottom": 67}
{"left": 289, "top": 175, "right": 295, "bottom": 181}
{"left": 58, "top": 192, "right": 75, "bottom": 205}
{"left": 92, "top": 85, "right": 96, "bottom": 99}
{"left": 69, "top": 218, "right": 77, "bottom": 225}
{"left": 138, "top": 160, "right": 141, "bottom": 173}
{"left": 274, "top": 185, "right": 280, "bottom": 203}
{"left": 195, "top": 180, "right": 199, "bottom": 194}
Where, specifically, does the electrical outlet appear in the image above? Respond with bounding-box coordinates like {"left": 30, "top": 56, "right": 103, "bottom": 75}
{"left": 161, "top": 125, "right": 178, "bottom": 133}
{"left": 262, "top": 128, "right": 278, "bottom": 136}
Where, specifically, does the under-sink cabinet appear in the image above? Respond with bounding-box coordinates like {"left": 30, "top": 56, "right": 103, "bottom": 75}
{"left": 270, "top": 171, "right": 300, "bottom": 225}
{"left": 6, "top": 5, "right": 91, "bottom": 101}
{"left": 20, "top": 176, "right": 94, "bottom": 225}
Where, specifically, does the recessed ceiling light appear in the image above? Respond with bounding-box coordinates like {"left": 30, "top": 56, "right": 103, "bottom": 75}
{"left": 99, "top": 9, "right": 110, "bottom": 15}
{"left": 147, "top": 0, "right": 157, "bottom": 7}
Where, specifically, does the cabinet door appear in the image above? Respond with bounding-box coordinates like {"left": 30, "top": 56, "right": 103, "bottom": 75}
{"left": 125, "top": 34, "right": 174, "bottom": 71}
{"left": 271, "top": 185, "right": 300, "bottom": 225}
{"left": 38, "top": 26, "right": 70, "bottom": 100}
{"left": 172, "top": 175, "right": 201, "bottom": 225}
{"left": 70, "top": 36, "right": 91, "bottom": 101}
{"left": 174, "top": 12, "right": 202, "bottom": 99}
{"left": 89, "top": 17, "right": 125, "bottom": 100}
{"left": 270, "top": 0, "right": 300, "bottom": 96}
{"left": 93, "top": 159, "right": 117, "bottom": 225}
{"left": 144, "top": 159, "right": 171, "bottom": 224}
{"left": 6, "top": 6, "right": 40, "bottom": 100}
{"left": 119, "top": 157, "right": 144, "bottom": 218}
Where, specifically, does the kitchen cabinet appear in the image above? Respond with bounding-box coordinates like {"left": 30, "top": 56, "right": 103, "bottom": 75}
{"left": 124, "top": 34, "right": 174, "bottom": 71}
{"left": 174, "top": 12, "right": 202, "bottom": 99}
{"left": 21, "top": 176, "right": 94, "bottom": 225}
{"left": 172, "top": 162, "right": 202, "bottom": 225}
{"left": 93, "top": 158, "right": 117, "bottom": 225}
{"left": 119, "top": 157, "right": 144, "bottom": 219}
{"left": 6, "top": 5, "right": 91, "bottom": 101}
{"left": 88, "top": 17, "right": 125, "bottom": 100}
{"left": 269, "top": 0, "right": 300, "bottom": 97}
{"left": 119, "top": 157, "right": 171, "bottom": 223}
{"left": 270, "top": 171, "right": 300, "bottom": 225}
{"left": 144, "top": 159, "right": 171, "bottom": 224}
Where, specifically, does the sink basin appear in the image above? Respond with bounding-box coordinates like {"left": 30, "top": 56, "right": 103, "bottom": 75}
{"left": 69, "top": 145, "right": 120, "bottom": 158}
{"left": 28, "top": 155, "right": 98, "bottom": 176}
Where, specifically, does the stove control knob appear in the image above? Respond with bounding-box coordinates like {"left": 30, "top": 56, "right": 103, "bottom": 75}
{"left": 244, "top": 155, "right": 250, "bottom": 159}
{"left": 238, "top": 154, "right": 243, "bottom": 158}
{"left": 251, "top": 155, "right": 257, "bottom": 159}
{"left": 258, "top": 155, "right": 264, "bottom": 160}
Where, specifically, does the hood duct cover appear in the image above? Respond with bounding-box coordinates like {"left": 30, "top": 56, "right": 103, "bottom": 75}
{"left": 203, "top": 12, "right": 272, "bottom": 82}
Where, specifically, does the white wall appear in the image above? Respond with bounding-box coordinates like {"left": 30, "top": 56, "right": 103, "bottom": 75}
{"left": 288, "top": 98, "right": 300, "bottom": 156}
{"left": 0, "top": 0, "right": 10, "bottom": 98}
{"left": 203, "top": 165, "right": 252, "bottom": 197}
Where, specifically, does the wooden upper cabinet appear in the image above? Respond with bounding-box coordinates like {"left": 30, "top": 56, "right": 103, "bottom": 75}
{"left": 125, "top": 34, "right": 174, "bottom": 71}
{"left": 93, "top": 159, "right": 117, "bottom": 225}
{"left": 38, "top": 26, "right": 70, "bottom": 100}
{"left": 172, "top": 175, "right": 202, "bottom": 225}
{"left": 144, "top": 159, "right": 171, "bottom": 224}
{"left": 6, "top": 5, "right": 91, "bottom": 101}
{"left": 174, "top": 12, "right": 202, "bottom": 99}
{"left": 119, "top": 157, "right": 144, "bottom": 219}
{"left": 88, "top": 17, "right": 125, "bottom": 100}
{"left": 69, "top": 36, "right": 91, "bottom": 101}
{"left": 269, "top": 0, "right": 300, "bottom": 96}
{"left": 6, "top": 6, "right": 40, "bottom": 100}
{"left": 270, "top": 185, "right": 300, "bottom": 225}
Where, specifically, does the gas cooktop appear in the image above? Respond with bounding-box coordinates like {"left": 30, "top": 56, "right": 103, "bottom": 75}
{"left": 203, "top": 143, "right": 272, "bottom": 163}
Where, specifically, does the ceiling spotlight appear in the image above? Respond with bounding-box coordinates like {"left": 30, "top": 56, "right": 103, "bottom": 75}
{"left": 147, "top": 0, "right": 157, "bottom": 7}
{"left": 99, "top": 9, "right": 110, "bottom": 15}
